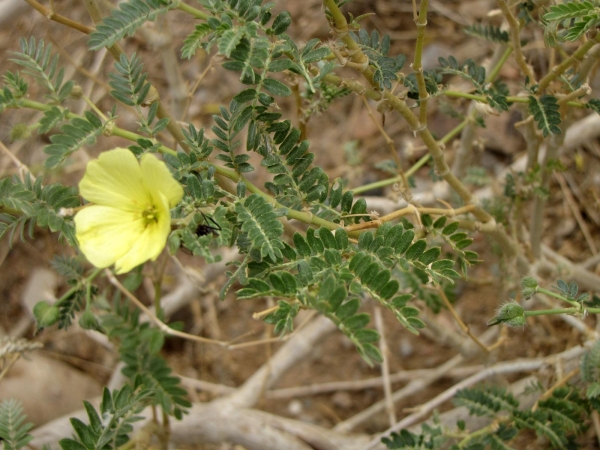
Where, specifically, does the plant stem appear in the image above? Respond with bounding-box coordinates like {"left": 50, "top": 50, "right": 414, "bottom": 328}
{"left": 18, "top": 99, "right": 178, "bottom": 156}
{"left": 524, "top": 308, "right": 577, "bottom": 317}
{"left": 412, "top": 0, "right": 430, "bottom": 128}
{"left": 31, "top": 0, "right": 192, "bottom": 153}
{"left": 176, "top": 2, "right": 208, "bottom": 20}
{"left": 55, "top": 268, "right": 102, "bottom": 307}
{"left": 81, "top": 93, "right": 109, "bottom": 121}
{"left": 443, "top": 90, "right": 585, "bottom": 108}
{"left": 495, "top": 0, "right": 535, "bottom": 83}
{"left": 530, "top": 132, "right": 562, "bottom": 259}
{"left": 322, "top": 0, "right": 376, "bottom": 87}
{"left": 21, "top": 0, "right": 94, "bottom": 34}
{"left": 458, "top": 421, "right": 505, "bottom": 448}
{"left": 351, "top": 154, "right": 430, "bottom": 195}
{"left": 16, "top": 99, "right": 349, "bottom": 235}
{"left": 538, "top": 34, "right": 600, "bottom": 92}
{"left": 350, "top": 115, "right": 471, "bottom": 195}
{"left": 487, "top": 46, "right": 512, "bottom": 83}
{"left": 536, "top": 287, "right": 580, "bottom": 307}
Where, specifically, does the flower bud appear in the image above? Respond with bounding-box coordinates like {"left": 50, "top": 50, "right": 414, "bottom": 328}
{"left": 488, "top": 301, "right": 525, "bottom": 327}
{"left": 79, "top": 310, "right": 100, "bottom": 330}
{"left": 10, "top": 123, "right": 32, "bottom": 142}
{"left": 521, "top": 276, "right": 538, "bottom": 299}
{"left": 33, "top": 301, "right": 59, "bottom": 328}
{"left": 69, "top": 85, "right": 83, "bottom": 99}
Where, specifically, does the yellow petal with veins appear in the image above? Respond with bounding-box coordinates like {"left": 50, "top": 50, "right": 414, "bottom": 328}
{"left": 74, "top": 205, "right": 145, "bottom": 268}
{"left": 113, "top": 192, "right": 171, "bottom": 274}
{"left": 141, "top": 153, "right": 184, "bottom": 208}
{"left": 79, "top": 148, "right": 150, "bottom": 210}
{"left": 75, "top": 148, "right": 182, "bottom": 274}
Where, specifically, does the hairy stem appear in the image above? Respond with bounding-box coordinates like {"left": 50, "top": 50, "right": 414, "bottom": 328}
{"left": 538, "top": 34, "right": 600, "bottom": 92}
{"left": 412, "top": 0, "right": 430, "bottom": 128}
{"left": 530, "top": 133, "right": 562, "bottom": 259}
{"left": 495, "top": 0, "right": 535, "bottom": 83}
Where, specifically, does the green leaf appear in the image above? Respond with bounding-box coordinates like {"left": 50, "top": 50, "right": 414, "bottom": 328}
{"left": 181, "top": 23, "right": 211, "bottom": 59}
{"left": 528, "top": 95, "right": 561, "bottom": 138}
{"left": 395, "top": 229, "right": 415, "bottom": 254}
{"left": 218, "top": 28, "right": 245, "bottom": 58}
{"left": 88, "top": 0, "right": 176, "bottom": 51}
{"left": 302, "top": 47, "right": 331, "bottom": 64}
{"left": 316, "top": 227, "right": 337, "bottom": 249}
{"left": 59, "top": 439, "right": 87, "bottom": 450}
{"left": 432, "top": 216, "right": 447, "bottom": 229}
{"left": 418, "top": 247, "right": 441, "bottom": 265}
{"left": 361, "top": 343, "right": 383, "bottom": 364}
{"left": 328, "top": 286, "right": 347, "bottom": 311}
{"left": 464, "top": 24, "right": 509, "bottom": 43}
{"left": 293, "top": 232, "right": 312, "bottom": 257}
{"left": 10, "top": 37, "right": 73, "bottom": 103}
{"left": 335, "top": 229, "right": 349, "bottom": 250}
{"left": 33, "top": 301, "right": 59, "bottom": 328}
{"left": 235, "top": 194, "right": 285, "bottom": 261}
{"left": 270, "top": 11, "right": 292, "bottom": 35}
{"left": 442, "top": 221, "right": 460, "bottom": 235}
{"left": 262, "top": 78, "right": 292, "bottom": 96}
{"left": 405, "top": 239, "right": 427, "bottom": 260}
{"left": 391, "top": 294, "right": 413, "bottom": 308}
{"left": 343, "top": 313, "right": 370, "bottom": 331}
{"left": 379, "top": 280, "right": 399, "bottom": 300}
{"left": 0, "top": 399, "right": 34, "bottom": 450}
{"left": 543, "top": 1, "right": 595, "bottom": 21}
{"left": 39, "top": 106, "right": 68, "bottom": 134}
{"left": 233, "top": 89, "right": 258, "bottom": 105}
{"left": 268, "top": 59, "right": 293, "bottom": 72}
{"left": 455, "top": 239, "right": 473, "bottom": 250}
{"left": 360, "top": 262, "right": 381, "bottom": 285}
{"left": 354, "top": 328, "right": 380, "bottom": 343}
{"left": 430, "top": 259, "right": 454, "bottom": 271}
{"left": 336, "top": 298, "right": 360, "bottom": 320}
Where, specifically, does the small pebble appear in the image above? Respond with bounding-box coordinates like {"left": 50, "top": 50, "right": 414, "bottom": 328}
{"left": 331, "top": 391, "right": 353, "bottom": 409}
{"left": 399, "top": 339, "right": 414, "bottom": 358}
{"left": 288, "top": 399, "right": 303, "bottom": 416}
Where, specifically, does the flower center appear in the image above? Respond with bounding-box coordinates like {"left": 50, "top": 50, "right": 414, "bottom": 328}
{"left": 142, "top": 205, "right": 159, "bottom": 225}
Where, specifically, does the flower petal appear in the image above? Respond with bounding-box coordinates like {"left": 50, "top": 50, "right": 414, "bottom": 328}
{"left": 140, "top": 153, "right": 183, "bottom": 208}
{"left": 75, "top": 205, "right": 145, "bottom": 269}
{"left": 79, "top": 148, "right": 150, "bottom": 210}
{"left": 114, "top": 192, "right": 172, "bottom": 274}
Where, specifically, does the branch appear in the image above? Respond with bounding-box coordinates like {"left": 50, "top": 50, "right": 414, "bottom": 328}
{"left": 538, "top": 34, "right": 600, "bottom": 92}
{"left": 366, "top": 344, "right": 587, "bottom": 449}
{"left": 495, "top": 0, "right": 535, "bottom": 83}
{"left": 21, "top": 0, "right": 93, "bottom": 34}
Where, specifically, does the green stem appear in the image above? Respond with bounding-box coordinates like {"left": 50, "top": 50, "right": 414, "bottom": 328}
{"left": 349, "top": 111, "right": 479, "bottom": 195}
{"left": 322, "top": 0, "right": 377, "bottom": 88}
{"left": 176, "top": 1, "right": 208, "bottom": 20}
{"left": 351, "top": 154, "right": 430, "bottom": 195}
{"left": 443, "top": 91, "right": 585, "bottom": 108}
{"left": 538, "top": 34, "right": 600, "bottom": 92}
{"left": 413, "top": 0, "right": 430, "bottom": 127}
{"left": 441, "top": 116, "right": 472, "bottom": 144}
{"left": 55, "top": 268, "right": 102, "bottom": 307}
{"left": 81, "top": 93, "right": 109, "bottom": 121}
{"left": 458, "top": 422, "right": 505, "bottom": 448}
{"left": 19, "top": 99, "right": 178, "bottom": 156}
{"left": 487, "top": 46, "right": 512, "bottom": 83}
{"left": 496, "top": 0, "right": 535, "bottom": 83}
{"left": 537, "top": 287, "right": 579, "bottom": 307}
{"left": 16, "top": 100, "right": 349, "bottom": 235}
{"left": 524, "top": 308, "right": 577, "bottom": 317}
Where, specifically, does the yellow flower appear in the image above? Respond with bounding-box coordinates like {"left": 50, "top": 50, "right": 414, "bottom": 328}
{"left": 74, "top": 148, "right": 183, "bottom": 274}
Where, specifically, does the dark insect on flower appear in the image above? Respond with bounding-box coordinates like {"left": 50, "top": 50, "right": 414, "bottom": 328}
{"left": 195, "top": 212, "right": 221, "bottom": 237}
